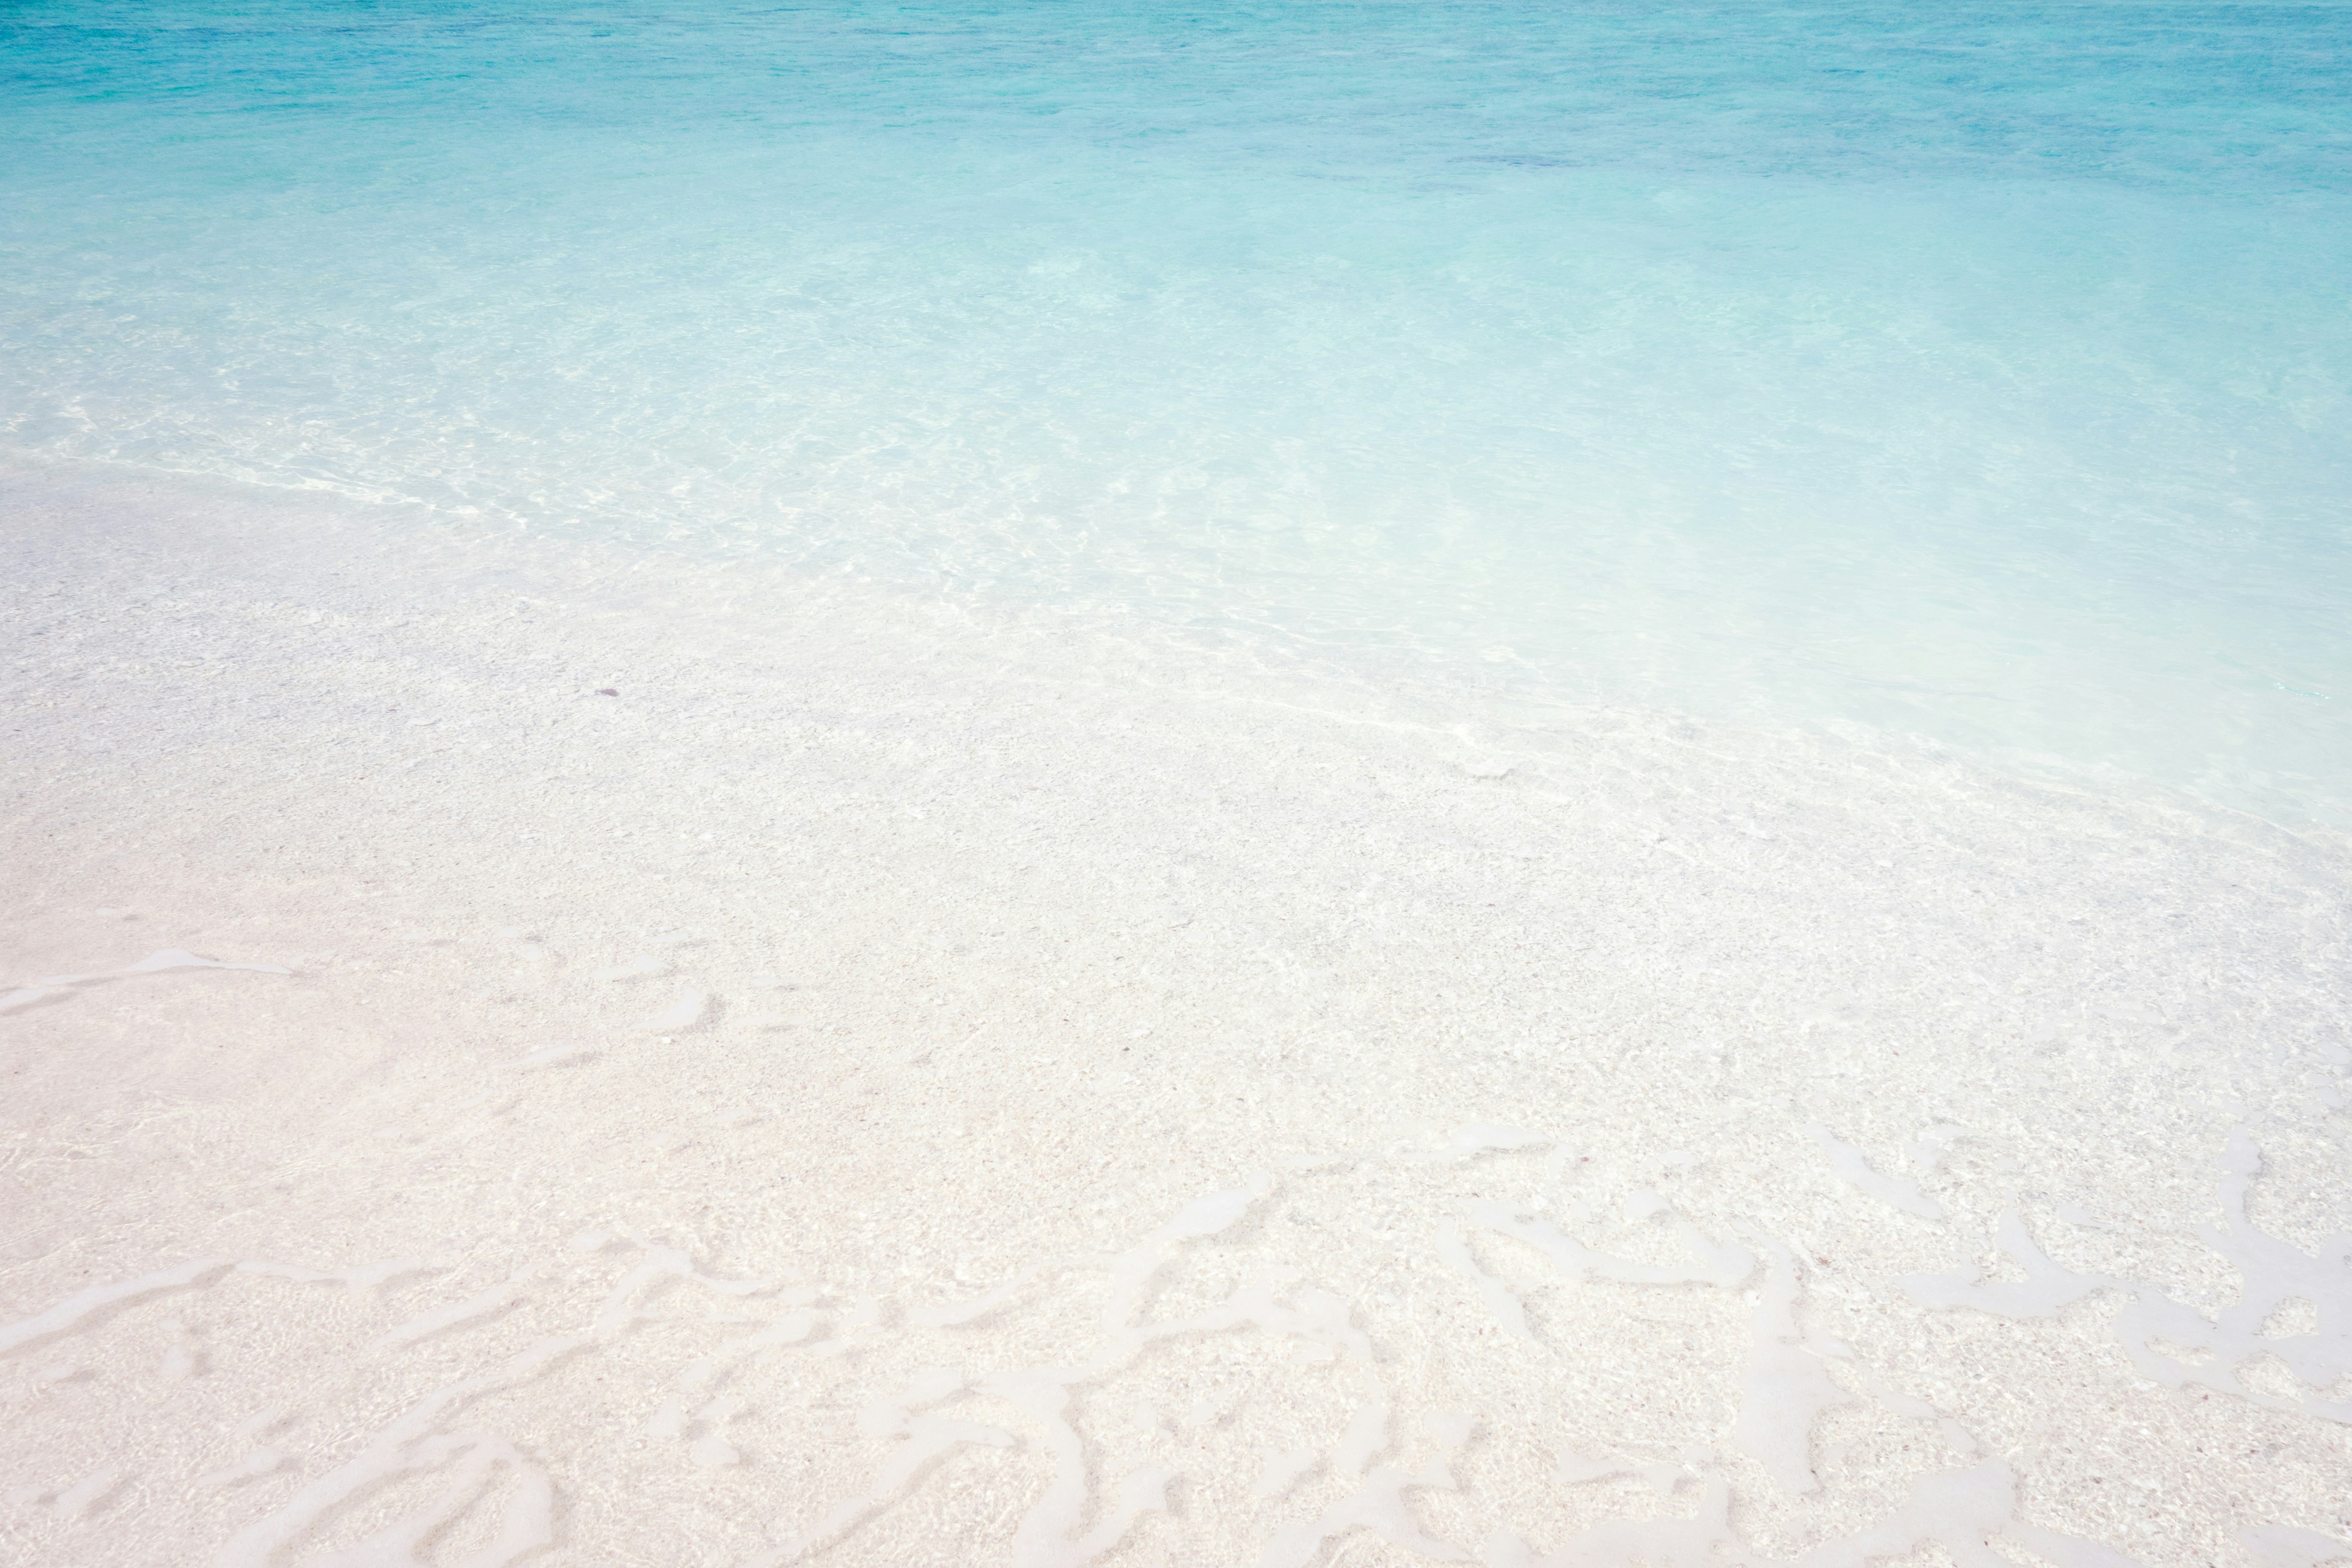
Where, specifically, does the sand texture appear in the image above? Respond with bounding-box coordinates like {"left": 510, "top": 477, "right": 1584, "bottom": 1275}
{"left": 3, "top": 461, "right": 2350, "bottom": 1568}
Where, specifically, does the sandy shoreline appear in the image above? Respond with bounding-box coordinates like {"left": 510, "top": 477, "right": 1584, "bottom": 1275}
{"left": 3, "top": 459, "right": 2348, "bottom": 1567}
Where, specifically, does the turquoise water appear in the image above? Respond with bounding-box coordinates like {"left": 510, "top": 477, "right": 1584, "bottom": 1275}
{"left": 5, "top": 1, "right": 2350, "bottom": 815}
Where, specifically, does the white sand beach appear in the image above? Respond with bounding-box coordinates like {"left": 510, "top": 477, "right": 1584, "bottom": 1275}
{"left": 4, "top": 458, "right": 2349, "bottom": 1567}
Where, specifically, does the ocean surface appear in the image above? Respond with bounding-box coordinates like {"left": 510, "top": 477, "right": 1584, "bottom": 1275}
{"left": 5, "top": 0, "right": 2350, "bottom": 817}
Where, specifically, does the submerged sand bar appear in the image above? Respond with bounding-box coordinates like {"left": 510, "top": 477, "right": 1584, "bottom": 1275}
{"left": 3, "top": 460, "right": 2349, "bottom": 1566}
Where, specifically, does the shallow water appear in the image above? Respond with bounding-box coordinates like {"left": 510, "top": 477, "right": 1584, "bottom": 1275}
{"left": 4, "top": 0, "right": 2350, "bottom": 814}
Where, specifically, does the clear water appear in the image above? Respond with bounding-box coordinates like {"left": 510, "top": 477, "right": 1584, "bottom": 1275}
{"left": 5, "top": 0, "right": 2350, "bottom": 816}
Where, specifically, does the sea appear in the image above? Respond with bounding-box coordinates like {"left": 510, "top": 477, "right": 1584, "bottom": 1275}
{"left": 4, "top": 0, "right": 2350, "bottom": 819}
